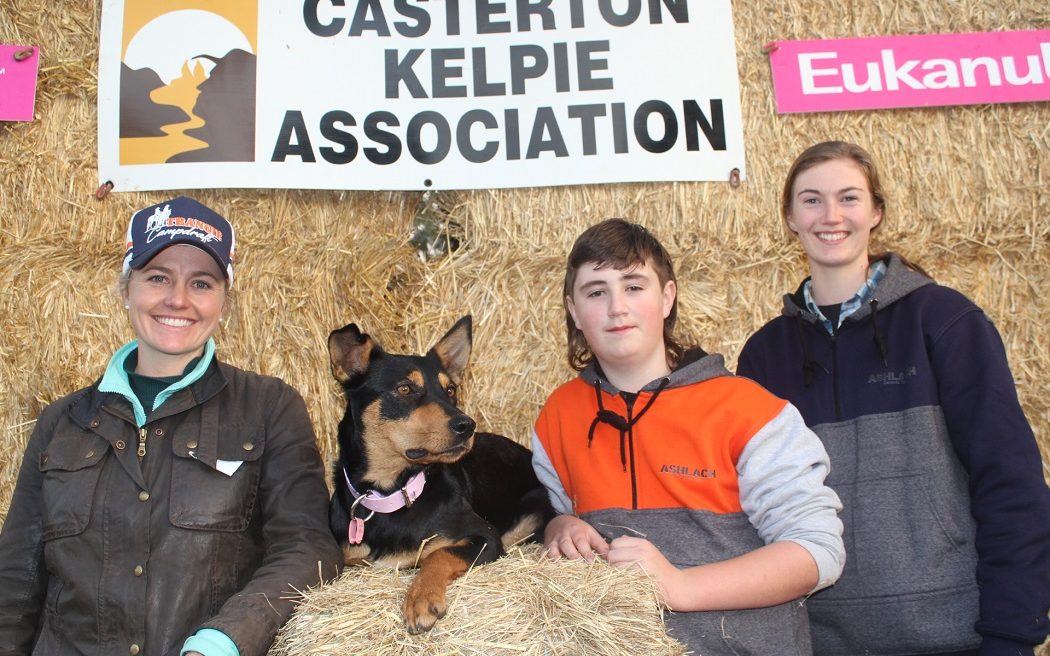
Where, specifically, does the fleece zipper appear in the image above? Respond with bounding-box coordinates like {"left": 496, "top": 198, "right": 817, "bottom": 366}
{"left": 626, "top": 404, "right": 638, "bottom": 509}
{"left": 614, "top": 391, "right": 643, "bottom": 510}
{"left": 830, "top": 332, "right": 842, "bottom": 422}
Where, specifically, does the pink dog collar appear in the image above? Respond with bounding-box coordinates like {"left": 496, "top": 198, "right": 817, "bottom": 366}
{"left": 342, "top": 468, "right": 426, "bottom": 545}
{"left": 343, "top": 467, "right": 426, "bottom": 514}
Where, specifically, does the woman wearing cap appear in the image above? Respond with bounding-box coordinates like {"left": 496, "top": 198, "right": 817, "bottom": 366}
{"left": 0, "top": 197, "right": 342, "bottom": 656}
{"left": 737, "top": 142, "right": 1050, "bottom": 655}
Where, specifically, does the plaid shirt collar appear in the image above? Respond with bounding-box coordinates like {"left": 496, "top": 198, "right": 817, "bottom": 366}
{"left": 803, "top": 260, "right": 887, "bottom": 334}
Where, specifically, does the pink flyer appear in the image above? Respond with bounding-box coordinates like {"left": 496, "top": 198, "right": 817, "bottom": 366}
{"left": 769, "top": 30, "right": 1050, "bottom": 113}
{"left": 0, "top": 45, "right": 41, "bottom": 121}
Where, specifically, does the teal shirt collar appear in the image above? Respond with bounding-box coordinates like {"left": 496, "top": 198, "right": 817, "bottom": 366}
{"left": 98, "top": 339, "right": 216, "bottom": 427}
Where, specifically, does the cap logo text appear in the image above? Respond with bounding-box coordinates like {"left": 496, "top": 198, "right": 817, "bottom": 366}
{"left": 145, "top": 204, "right": 224, "bottom": 243}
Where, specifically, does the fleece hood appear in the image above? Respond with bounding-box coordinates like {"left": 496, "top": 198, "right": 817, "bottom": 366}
{"left": 578, "top": 346, "right": 731, "bottom": 395}
{"left": 782, "top": 253, "right": 934, "bottom": 324}
{"left": 781, "top": 253, "right": 935, "bottom": 375}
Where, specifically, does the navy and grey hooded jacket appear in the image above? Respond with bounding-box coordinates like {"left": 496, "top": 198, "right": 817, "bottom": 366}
{"left": 738, "top": 253, "right": 1050, "bottom": 656}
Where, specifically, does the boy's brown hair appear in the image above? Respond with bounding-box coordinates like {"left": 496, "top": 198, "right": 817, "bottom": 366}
{"left": 563, "top": 218, "right": 685, "bottom": 372}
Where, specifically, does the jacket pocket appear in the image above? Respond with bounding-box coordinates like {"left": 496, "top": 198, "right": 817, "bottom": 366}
{"left": 169, "top": 429, "right": 265, "bottom": 532}
{"left": 666, "top": 600, "right": 811, "bottom": 656}
{"left": 38, "top": 432, "right": 108, "bottom": 540}
{"left": 844, "top": 471, "right": 976, "bottom": 598}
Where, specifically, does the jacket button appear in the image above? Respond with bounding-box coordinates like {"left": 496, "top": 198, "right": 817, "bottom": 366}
{"left": 242, "top": 442, "right": 254, "bottom": 451}
{"left": 133, "top": 565, "right": 143, "bottom": 577}
{"left": 129, "top": 645, "right": 140, "bottom": 655}
{"left": 186, "top": 440, "right": 198, "bottom": 449}
{"left": 89, "top": 418, "right": 100, "bottom": 428}
{"left": 115, "top": 440, "right": 126, "bottom": 450}
{"left": 138, "top": 491, "right": 149, "bottom": 502}
{"left": 153, "top": 427, "right": 164, "bottom": 437}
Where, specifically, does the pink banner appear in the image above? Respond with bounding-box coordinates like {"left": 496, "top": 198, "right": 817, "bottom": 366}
{"left": 769, "top": 30, "right": 1050, "bottom": 113}
{"left": 0, "top": 45, "right": 40, "bottom": 121}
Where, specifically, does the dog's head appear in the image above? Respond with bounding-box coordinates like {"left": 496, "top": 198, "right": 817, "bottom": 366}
{"left": 328, "top": 315, "right": 478, "bottom": 487}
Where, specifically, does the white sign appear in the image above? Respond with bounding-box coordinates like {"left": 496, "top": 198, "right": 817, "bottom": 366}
{"left": 98, "top": 0, "right": 745, "bottom": 191}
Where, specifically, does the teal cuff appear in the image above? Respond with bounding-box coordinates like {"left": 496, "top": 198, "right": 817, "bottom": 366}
{"left": 181, "top": 628, "right": 239, "bottom": 656}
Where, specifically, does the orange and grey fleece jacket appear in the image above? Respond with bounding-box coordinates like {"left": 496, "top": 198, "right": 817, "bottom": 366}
{"left": 532, "top": 351, "right": 845, "bottom": 655}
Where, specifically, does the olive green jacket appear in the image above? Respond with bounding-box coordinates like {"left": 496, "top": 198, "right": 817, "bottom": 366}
{"left": 0, "top": 359, "right": 341, "bottom": 655}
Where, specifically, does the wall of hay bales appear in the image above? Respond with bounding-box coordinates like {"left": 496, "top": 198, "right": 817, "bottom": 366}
{"left": 1, "top": 0, "right": 1047, "bottom": 550}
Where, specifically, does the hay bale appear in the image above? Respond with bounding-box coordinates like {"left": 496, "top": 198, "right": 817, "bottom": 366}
{"left": 269, "top": 545, "right": 687, "bottom": 656}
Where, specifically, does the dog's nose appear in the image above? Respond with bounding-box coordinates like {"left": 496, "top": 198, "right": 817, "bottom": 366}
{"left": 450, "top": 415, "right": 476, "bottom": 438}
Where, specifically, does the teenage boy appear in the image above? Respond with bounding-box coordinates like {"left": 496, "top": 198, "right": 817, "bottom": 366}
{"left": 532, "top": 218, "right": 845, "bottom": 655}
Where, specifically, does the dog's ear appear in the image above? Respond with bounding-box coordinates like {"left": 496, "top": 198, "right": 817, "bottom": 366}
{"left": 429, "top": 315, "right": 472, "bottom": 382}
{"left": 328, "top": 323, "right": 376, "bottom": 385}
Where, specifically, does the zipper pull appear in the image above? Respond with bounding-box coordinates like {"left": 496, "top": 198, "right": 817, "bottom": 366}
{"left": 137, "top": 427, "right": 147, "bottom": 458}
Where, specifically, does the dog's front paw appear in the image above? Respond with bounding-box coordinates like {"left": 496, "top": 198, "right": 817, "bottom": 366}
{"left": 403, "top": 579, "right": 448, "bottom": 634}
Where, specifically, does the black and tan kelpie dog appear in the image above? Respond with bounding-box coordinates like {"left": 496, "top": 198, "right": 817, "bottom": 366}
{"left": 327, "top": 315, "right": 554, "bottom": 634}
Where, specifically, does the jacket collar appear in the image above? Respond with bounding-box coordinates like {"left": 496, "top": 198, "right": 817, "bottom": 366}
{"left": 782, "top": 252, "right": 933, "bottom": 323}
{"left": 70, "top": 353, "right": 228, "bottom": 429}
{"left": 580, "top": 348, "right": 730, "bottom": 395}
{"left": 97, "top": 339, "right": 219, "bottom": 427}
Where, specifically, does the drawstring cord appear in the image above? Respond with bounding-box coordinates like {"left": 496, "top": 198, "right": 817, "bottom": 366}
{"left": 794, "top": 314, "right": 827, "bottom": 388}
{"left": 794, "top": 298, "right": 889, "bottom": 387}
{"left": 870, "top": 298, "right": 888, "bottom": 365}
{"left": 587, "top": 377, "right": 670, "bottom": 471}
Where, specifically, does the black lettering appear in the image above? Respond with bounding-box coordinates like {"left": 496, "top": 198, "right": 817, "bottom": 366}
{"left": 393, "top": 0, "right": 430, "bottom": 37}
{"left": 456, "top": 110, "right": 499, "bottom": 163}
{"left": 472, "top": 47, "right": 506, "bottom": 96}
{"left": 683, "top": 99, "right": 726, "bottom": 151}
{"left": 599, "top": 0, "right": 640, "bottom": 26}
{"left": 445, "top": 0, "right": 461, "bottom": 35}
{"left": 364, "top": 111, "right": 402, "bottom": 164}
{"left": 407, "top": 111, "right": 451, "bottom": 164}
{"left": 303, "top": 0, "right": 344, "bottom": 37}
{"left": 510, "top": 44, "right": 548, "bottom": 95}
{"left": 385, "top": 49, "right": 427, "bottom": 98}
{"left": 517, "top": 0, "right": 555, "bottom": 30}
{"left": 271, "top": 110, "right": 316, "bottom": 162}
{"left": 526, "top": 107, "right": 568, "bottom": 158}
{"left": 553, "top": 42, "right": 570, "bottom": 92}
{"left": 349, "top": 0, "right": 390, "bottom": 36}
{"left": 504, "top": 108, "right": 521, "bottom": 160}
{"left": 567, "top": 104, "right": 606, "bottom": 156}
{"left": 634, "top": 100, "right": 677, "bottom": 153}
{"left": 476, "top": 0, "right": 511, "bottom": 33}
{"left": 569, "top": 0, "right": 585, "bottom": 27}
{"left": 432, "top": 48, "right": 467, "bottom": 98}
{"left": 577, "top": 40, "right": 613, "bottom": 91}
{"left": 649, "top": 0, "right": 689, "bottom": 23}
{"left": 611, "top": 102, "right": 628, "bottom": 153}
{"left": 319, "top": 110, "right": 358, "bottom": 164}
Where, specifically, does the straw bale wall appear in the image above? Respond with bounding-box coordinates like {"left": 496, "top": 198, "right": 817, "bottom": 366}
{"left": 1, "top": 1, "right": 1048, "bottom": 652}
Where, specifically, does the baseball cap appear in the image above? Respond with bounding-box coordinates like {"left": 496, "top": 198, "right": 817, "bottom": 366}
{"left": 122, "top": 196, "right": 236, "bottom": 287}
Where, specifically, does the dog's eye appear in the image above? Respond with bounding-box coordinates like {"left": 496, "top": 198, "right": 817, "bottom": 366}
{"left": 396, "top": 384, "right": 413, "bottom": 396}
{"left": 445, "top": 384, "right": 457, "bottom": 398}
